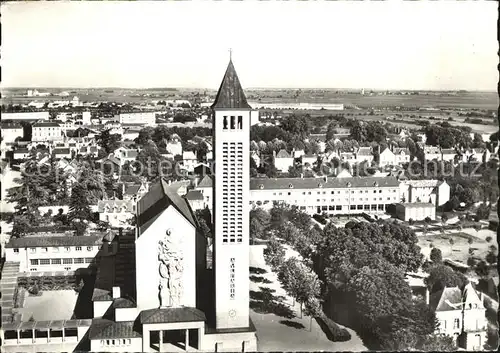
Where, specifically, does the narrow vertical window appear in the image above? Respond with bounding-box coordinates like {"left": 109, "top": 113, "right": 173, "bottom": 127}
{"left": 223, "top": 116, "right": 228, "bottom": 130}
{"left": 237, "top": 116, "right": 243, "bottom": 129}
{"left": 230, "top": 116, "right": 236, "bottom": 129}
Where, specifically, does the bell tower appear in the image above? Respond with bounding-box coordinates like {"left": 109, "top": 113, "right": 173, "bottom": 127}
{"left": 212, "top": 57, "right": 253, "bottom": 330}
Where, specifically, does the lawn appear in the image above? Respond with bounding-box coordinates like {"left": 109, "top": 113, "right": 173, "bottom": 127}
{"left": 249, "top": 244, "right": 366, "bottom": 352}
{"left": 417, "top": 228, "right": 495, "bottom": 265}
{"left": 16, "top": 289, "right": 78, "bottom": 321}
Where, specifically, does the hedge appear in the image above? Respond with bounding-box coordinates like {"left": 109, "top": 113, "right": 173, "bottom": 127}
{"left": 316, "top": 315, "right": 351, "bottom": 342}
{"left": 18, "top": 274, "right": 78, "bottom": 292}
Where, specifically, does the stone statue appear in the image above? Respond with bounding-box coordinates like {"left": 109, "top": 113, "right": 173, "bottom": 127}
{"left": 157, "top": 228, "right": 183, "bottom": 308}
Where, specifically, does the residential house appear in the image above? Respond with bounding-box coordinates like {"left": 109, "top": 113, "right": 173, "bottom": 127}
{"left": 113, "top": 147, "right": 139, "bottom": 166}
{"left": 53, "top": 148, "right": 72, "bottom": 160}
{"left": 393, "top": 147, "right": 411, "bottom": 165}
{"left": 273, "top": 149, "right": 294, "bottom": 172}
{"left": 194, "top": 175, "right": 213, "bottom": 212}
{"left": 1, "top": 123, "right": 24, "bottom": 143}
{"left": 98, "top": 200, "right": 135, "bottom": 228}
{"left": 430, "top": 283, "right": 487, "bottom": 351}
{"left": 423, "top": 146, "right": 442, "bottom": 161}
{"left": 13, "top": 148, "right": 30, "bottom": 160}
{"left": 356, "top": 147, "right": 374, "bottom": 165}
{"left": 301, "top": 153, "right": 318, "bottom": 168}
{"left": 165, "top": 136, "right": 183, "bottom": 157}
{"left": 441, "top": 148, "right": 457, "bottom": 163}
{"left": 379, "top": 148, "right": 396, "bottom": 167}
{"left": 185, "top": 190, "right": 205, "bottom": 211}
{"left": 182, "top": 151, "right": 198, "bottom": 172}
{"left": 122, "top": 182, "right": 149, "bottom": 203}
{"left": 250, "top": 151, "right": 261, "bottom": 168}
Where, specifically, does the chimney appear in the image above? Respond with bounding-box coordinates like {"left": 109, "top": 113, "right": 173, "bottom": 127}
{"left": 112, "top": 286, "right": 121, "bottom": 299}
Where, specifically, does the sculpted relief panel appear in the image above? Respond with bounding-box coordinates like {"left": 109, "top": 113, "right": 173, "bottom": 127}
{"left": 158, "top": 229, "right": 184, "bottom": 308}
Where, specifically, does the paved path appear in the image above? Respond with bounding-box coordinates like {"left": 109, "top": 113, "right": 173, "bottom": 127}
{"left": 249, "top": 245, "right": 366, "bottom": 352}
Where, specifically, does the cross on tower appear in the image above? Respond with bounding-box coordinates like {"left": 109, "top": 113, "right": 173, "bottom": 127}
{"left": 229, "top": 48, "right": 232, "bottom": 61}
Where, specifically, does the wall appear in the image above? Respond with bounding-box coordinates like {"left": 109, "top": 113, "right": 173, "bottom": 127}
{"left": 135, "top": 206, "right": 196, "bottom": 311}
{"left": 115, "top": 308, "right": 138, "bottom": 322}
{"left": 93, "top": 300, "right": 113, "bottom": 318}
{"left": 435, "top": 310, "right": 462, "bottom": 337}
{"left": 202, "top": 330, "right": 257, "bottom": 352}
{"left": 2, "top": 112, "right": 50, "bottom": 121}
{"left": 90, "top": 337, "right": 142, "bottom": 352}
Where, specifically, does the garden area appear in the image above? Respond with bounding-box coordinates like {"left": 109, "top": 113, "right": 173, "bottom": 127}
{"left": 249, "top": 244, "right": 366, "bottom": 352}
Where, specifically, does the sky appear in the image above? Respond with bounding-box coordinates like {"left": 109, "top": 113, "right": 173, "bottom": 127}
{"left": 1, "top": 1, "right": 498, "bottom": 91}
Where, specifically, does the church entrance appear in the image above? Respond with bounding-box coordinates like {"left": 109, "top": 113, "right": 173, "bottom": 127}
{"left": 149, "top": 328, "right": 199, "bottom": 351}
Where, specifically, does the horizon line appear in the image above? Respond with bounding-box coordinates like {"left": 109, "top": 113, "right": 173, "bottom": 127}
{"left": 1, "top": 86, "right": 497, "bottom": 93}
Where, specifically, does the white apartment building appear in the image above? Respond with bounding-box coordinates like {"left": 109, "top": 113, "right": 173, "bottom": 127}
{"left": 400, "top": 179, "right": 450, "bottom": 207}
{"left": 4, "top": 234, "right": 104, "bottom": 273}
{"left": 118, "top": 112, "right": 156, "bottom": 126}
{"left": 250, "top": 176, "right": 401, "bottom": 215}
{"left": 1, "top": 111, "right": 50, "bottom": 121}
{"left": 32, "top": 122, "right": 63, "bottom": 142}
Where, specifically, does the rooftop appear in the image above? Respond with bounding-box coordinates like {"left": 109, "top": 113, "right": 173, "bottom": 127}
{"left": 139, "top": 307, "right": 206, "bottom": 325}
{"left": 250, "top": 176, "right": 400, "bottom": 191}
{"left": 88, "top": 319, "right": 141, "bottom": 340}
{"left": 5, "top": 234, "right": 103, "bottom": 248}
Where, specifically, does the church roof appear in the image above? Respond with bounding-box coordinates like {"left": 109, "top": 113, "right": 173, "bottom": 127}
{"left": 430, "top": 286, "right": 463, "bottom": 312}
{"left": 197, "top": 175, "right": 213, "bottom": 188}
{"left": 88, "top": 319, "right": 142, "bottom": 340}
{"left": 211, "top": 60, "right": 252, "bottom": 110}
{"left": 140, "top": 307, "right": 206, "bottom": 324}
{"left": 137, "top": 178, "right": 197, "bottom": 237}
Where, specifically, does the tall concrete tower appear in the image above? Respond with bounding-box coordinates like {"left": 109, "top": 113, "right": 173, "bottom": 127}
{"left": 212, "top": 58, "right": 253, "bottom": 330}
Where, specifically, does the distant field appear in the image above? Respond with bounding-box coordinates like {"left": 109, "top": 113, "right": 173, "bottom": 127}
{"left": 254, "top": 92, "right": 498, "bottom": 110}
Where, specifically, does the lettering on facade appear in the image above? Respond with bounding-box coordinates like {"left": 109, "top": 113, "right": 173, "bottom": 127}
{"left": 229, "top": 257, "right": 235, "bottom": 300}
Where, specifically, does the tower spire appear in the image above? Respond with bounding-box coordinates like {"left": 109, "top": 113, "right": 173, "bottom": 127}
{"left": 229, "top": 48, "right": 232, "bottom": 61}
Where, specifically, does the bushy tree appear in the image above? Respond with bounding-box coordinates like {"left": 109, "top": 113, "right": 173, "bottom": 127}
{"left": 263, "top": 237, "right": 285, "bottom": 271}
{"left": 430, "top": 247, "right": 443, "bottom": 263}
{"left": 425, "top": 264, "right": 468, "bottom": 293}
{"left": 250, "top": 207, "right": 270, "bottom": 243}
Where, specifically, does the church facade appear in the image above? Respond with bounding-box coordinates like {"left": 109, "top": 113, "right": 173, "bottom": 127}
{"left": 87, "top": 60, "right": 258, "bottom": 352}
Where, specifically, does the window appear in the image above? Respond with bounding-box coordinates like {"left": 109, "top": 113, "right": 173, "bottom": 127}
{"left": 13, "top": 248, "right": 19, "bottom": 253}
{"left": 64, "top": 247, "right": 71, "bottom": 252}
{"left": 40, "top": 259, "right": 50, "bottom": 265}
{"left": 51, "top": 258, "right": 61, "bottom": 265}
{"left": 63, "top": 258, "right": 73, "bottom": 264}
{"left": 230, "top": 116, "right": 235, "bottom": 129}
{"left": 74, "top": 258, "right": 84, "bottom": 264}
{"left": 223, "top": 116, "right": 228, "bottom": 130}
{"left": 75, "top": 246, "right": 82, "bottom": 251}
{"left": 453, "top": 318, "right": 460, "bottom": 329}
{"left": 87, "top": 246, "right": 93, "bottom": 251}
{"left": 237, "top": 116, "right": 243, "bottom": 129}
{"left": 85, "top": 258, "right": 93, "bottom": 263}
{"left": 30, "top": 259, "right": 39, "bottom": 265}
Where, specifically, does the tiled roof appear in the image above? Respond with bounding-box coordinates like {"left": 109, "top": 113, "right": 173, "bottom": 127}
{"left": 139, "top": 307, "right": 206, "bottom": 324}
{"left": 430, "top": 286, "right": 463, "bottom": 312}
{"left": 97, "top": 200, "right": 134, "bottom": 213}
{"left": 124, "top": 184, "right": 141, "bottom": 195}
{"left": 186, "top": 190, "right": 204, "bottom": 201}
{"left": 441, "top": 149, "right": 456, "bottom": 155}
{"left": 211, "top": 60, "right": 252, "bottom": 110}
{"left": 54, "top": 148, "right": 71, "bottom": 154}
{"left": 33, "top": 122, "right": 61, "bottom": 127}
{"left": 5, "top": 235, "right": 103, "bottom": 248}
{"left": 393, "top": 147, "right": 409, "bottom": 155}
{"left": 197, "top": 175, "right": 213, "bottom": 188}
{"left": 137, "top": 179, "right": 197, "bottom": 237}
{"left": 88, "top": 319, "right": 141, "bottom": 340}
{"left": 403, "top": 179, "right": 441, "bottom": 187}
{"left": 357, "top": 147, "right": 373, "bottom": 156}
{"left": 14, "top": 148, "right": 29, "bottom": 153}
{"left": 276, "top": 149, "right": 291, "bottom": 158}
{"left": 112, "top": 297, "right": 136, "bottom": 309}
{"left": 250, "top": 176, "right": 400, "bottom": 191}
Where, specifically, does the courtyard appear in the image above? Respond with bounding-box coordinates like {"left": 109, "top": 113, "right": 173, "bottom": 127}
{"left": 249, "top": 244, "right": 366, "bottom": 352}
{"left": 16, "top": 290, "right": 78, "bottom": 322}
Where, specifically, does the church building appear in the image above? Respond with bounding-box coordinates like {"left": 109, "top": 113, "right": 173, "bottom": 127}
{"left": 87, "top": 59, "right": 258, "bottom": 352}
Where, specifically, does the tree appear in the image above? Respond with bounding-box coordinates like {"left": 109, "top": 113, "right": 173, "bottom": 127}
{"left": 303, "top": 296, "right": 322, "bottom": 331}
{"left": 249, "top": 208, "right": 270, "bottom": 243}
{"left": 278, "top": 257, "right": 321, "bottom": 318}
{"left": 476, "top": 203, "right": 491, "bottom": 220}
{"left": 475, "top": 260, "right": 489, "bottom": 278}
{"left": 325, "top": 121, "right": 337, "bottom": 141}
{"left": 441, "top": 214, "right": 448, "bottom": 224}
{"left": 97, "top": 129, "right": 121, "bottom": 154}
{"left": 68, "top": 184, "right": 92, "bottom": 221}
{"left": 263, "top": 237, "right": 285, "bottom": 271}
{"left": 430, "top": 248, "right": 443, "bottom": 263}
{"left": 419, "top": 334, "right": 456, "bottom": 351}
{"left": 425, "top": 264, "right": 467, "bottom": 293}
{"left": 280, "top": 115, "right": 311, "bottom": 139}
